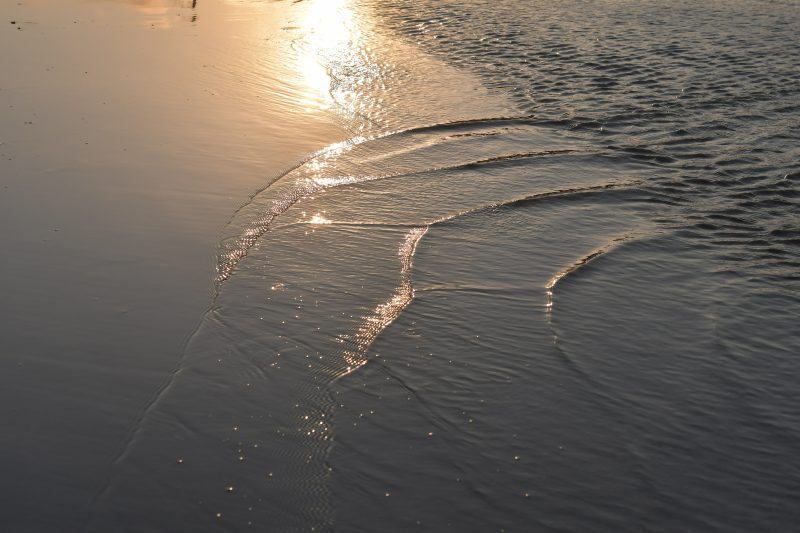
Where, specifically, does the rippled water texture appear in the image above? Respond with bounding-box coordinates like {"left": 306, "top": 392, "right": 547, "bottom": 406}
{"left": 5, "top": 0, "right": 798, "bottom": 531}
{"left": 330, "top": 2, "right": 800, "bottom": 531}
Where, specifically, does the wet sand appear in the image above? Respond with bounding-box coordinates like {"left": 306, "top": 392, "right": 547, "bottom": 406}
{"left": 1, "top": 1, "right": 347, "bottom": 529}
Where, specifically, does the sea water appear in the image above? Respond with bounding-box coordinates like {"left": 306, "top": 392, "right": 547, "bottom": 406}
{"left": 4, "top": 0, "right": 798, "bottom": 531}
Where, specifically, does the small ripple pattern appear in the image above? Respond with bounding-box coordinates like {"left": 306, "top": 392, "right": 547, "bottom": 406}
{"left": 375, "top": 0, "right": 800, "bottom": 282}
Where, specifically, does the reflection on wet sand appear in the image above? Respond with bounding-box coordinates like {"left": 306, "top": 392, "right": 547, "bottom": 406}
{"left": 107, "top": 0, "right": 198, "bottom": 27}
{"left": 118, "top": 0, "right": 196, "bottom": 8}
{"left": 0, "top": 0, "right": 352, "bottom": 530}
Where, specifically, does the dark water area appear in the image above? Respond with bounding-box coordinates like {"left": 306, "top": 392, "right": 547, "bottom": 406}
{"left": 2, "top": 0, "right": 799, "bottom": 532}
{"left": 327, "top": 2, "right": 800, "bottom": 531}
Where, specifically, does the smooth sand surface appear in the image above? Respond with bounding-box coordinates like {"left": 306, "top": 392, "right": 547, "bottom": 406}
{"left": 0, "top": 1, "right": 347, "bottom": 529}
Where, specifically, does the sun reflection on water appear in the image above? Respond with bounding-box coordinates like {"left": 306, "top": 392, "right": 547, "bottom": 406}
{"left": 294, "top": 0, "right": 379, "bottom": 121}
{"left": 293, "top": 0, "right": 356, "bottom": 109}
{"left": 308, "top": 213, "right": 332, "bottom": 225}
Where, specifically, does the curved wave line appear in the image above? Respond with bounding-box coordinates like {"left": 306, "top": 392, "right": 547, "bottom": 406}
{"left": 217, "top": 150, "right": 610, "bottom": 288}
{"left": 545, "top": 233, "right": 637, "bottom": 320}
{"left": 337, "top": 182, "right": 645, "bottom": 384}
{"left": 216, "top": 115, "right": 553, "bottom": 288}
{"left": 335, "top": 226, "right": 428, "bottom": 378}
{"left": 428, "top": 180, "right": 643, "bottom": 227}
{"left": 221, "top": 114, "right": 540, "bottom": 231}
{"left": 87, "top": 303, "right": 219, "bottom": 524}
{"left": 222, "top": 137, "right": 363, "bottom": 230}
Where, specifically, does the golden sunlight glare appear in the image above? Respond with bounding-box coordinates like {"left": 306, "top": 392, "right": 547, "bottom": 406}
{"left": 296, "top": 0, "right": 357, "bottom": 109}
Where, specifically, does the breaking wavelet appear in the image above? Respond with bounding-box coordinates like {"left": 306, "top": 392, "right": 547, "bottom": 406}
{"left": 545, "top": 234, "right": 638, "bottom": 319}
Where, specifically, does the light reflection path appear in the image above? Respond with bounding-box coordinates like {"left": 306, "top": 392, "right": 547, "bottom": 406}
{"left": 294, "top": 0, "right": 358, "bottom": 111}
{"left": 290, "top": 0, "right": 386, "bottom": 130}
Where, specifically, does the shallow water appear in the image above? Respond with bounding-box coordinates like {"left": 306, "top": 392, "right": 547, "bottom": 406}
{"left": 2, "top": 0, "right": 799, "bottom": 531}
{"left": 328, "top": 2, "right": 800, "bottom": 531}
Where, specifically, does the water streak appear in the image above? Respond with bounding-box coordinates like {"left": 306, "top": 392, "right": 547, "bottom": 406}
{"left": 338, "top": 226, "right": 428, "bottom": 377}
{"left": 545, "top": 234, "right": 637, "bottom": 320}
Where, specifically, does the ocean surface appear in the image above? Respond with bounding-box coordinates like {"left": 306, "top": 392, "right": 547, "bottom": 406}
{"left": 2, "top": 0, "right": 799, "bottom": 532}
